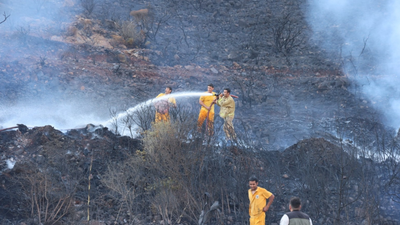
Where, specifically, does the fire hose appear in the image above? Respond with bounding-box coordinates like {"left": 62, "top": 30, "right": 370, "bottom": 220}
{"left": 0, "top": 124, "right": 29, "bottom": 133}
{"left": 205, "top": 94, "right": 238, "bottom": 131}
{"left": 0, "top": 126, "right": 18, "bottom": 132}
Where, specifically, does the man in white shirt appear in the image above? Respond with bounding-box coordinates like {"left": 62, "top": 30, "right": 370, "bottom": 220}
{"left": 280, "top": 197, "right": 313, "bottom": 225}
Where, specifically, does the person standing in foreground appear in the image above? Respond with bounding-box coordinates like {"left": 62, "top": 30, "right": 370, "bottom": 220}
{"left": 214, "top": 88, "right": 236, "bottom": 140}
{"left": 197, "top": 84, "right": 217, "bottom": 135}
{"left": 248, "top": 176, "right": 275, "bottom": 225}
{"left": 280, "top": 197, "right": 312, "bottom": 225}
{"left": 154, "top": 86, "right": 176, "bottom": 123}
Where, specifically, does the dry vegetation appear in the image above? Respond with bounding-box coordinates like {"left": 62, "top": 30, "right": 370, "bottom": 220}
{"left": 0, "top": 0, "right": 400, "bottom": 224}
{"left": 1, "top": 101, "right": 400, "bottom": 225}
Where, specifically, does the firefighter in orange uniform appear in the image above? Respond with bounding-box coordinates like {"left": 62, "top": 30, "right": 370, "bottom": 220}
{"left": 197, "top": 84, "right": 217, "bottom": 135}
{"left": 154, "top": 86, "right": 176, "bottom": 122}
{"left": 248, "top": 176, "right": 275, "bottom": 225}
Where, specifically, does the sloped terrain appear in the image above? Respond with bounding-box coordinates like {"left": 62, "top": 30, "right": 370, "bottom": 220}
{"left": 1, "top": 0, "right": 400, "bottom": 224}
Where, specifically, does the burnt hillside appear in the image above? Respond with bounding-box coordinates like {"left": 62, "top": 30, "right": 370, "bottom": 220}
{"left": 1, "top": 124, "right": 399, "bottom": 225}
{"left": 1, "top": 0, "right": 400, "bottom": 224}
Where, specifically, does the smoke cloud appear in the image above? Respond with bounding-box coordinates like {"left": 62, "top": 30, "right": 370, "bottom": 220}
{"left": 1, "top": 0, "right": 72, "bottom": 32}
{"left": 306, "top": 0, "right": 400, "bottom": 126}
{"left": 0, "top": 0, "right": 110, "bottom": 130}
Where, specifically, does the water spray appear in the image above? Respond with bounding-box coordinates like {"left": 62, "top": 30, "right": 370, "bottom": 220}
{"left": 103, "top": 91, "right": 241, "bottom": 136}
{"left": 102, "top": 91, "right": 215, "bottom": 127}
{"left": 1, "top": 91, "right": 239, "bottom": 135}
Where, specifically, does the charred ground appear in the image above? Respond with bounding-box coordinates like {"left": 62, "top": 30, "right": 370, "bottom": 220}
{"left": 1, "top": 0, "right": 400, "bottom": 224}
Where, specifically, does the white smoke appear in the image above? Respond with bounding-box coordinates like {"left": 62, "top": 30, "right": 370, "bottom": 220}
{"left": 0, "top": 1, "right": 116, "bottom": 131}
{"left": 1, "top": 0, "right": 72, "bottom": 32}
{"left": 0, "top": 100, "right": 105, "bottom": 130}
{"left": 306, "top": 0, "right": 400, "bottom": 126}
{"left": 6, "top": 158, "right": 15, "bottom": 169}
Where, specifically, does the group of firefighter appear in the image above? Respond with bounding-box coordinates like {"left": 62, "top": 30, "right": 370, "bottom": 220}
{"left": 154, "top": 84, "right": 236, "bottom": 140}
{"left": 154, "top": 85, "right": 313, "bottom": 225}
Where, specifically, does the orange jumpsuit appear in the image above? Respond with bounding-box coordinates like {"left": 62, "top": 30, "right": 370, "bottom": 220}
{"left": 155, "top": 93, "right": 176, "bottom": 123}
{"left": 197, "top": 92, "right": 217, "bottom": 134}
{"left": 248, "top": 187, "right": 273, "bottom": 225}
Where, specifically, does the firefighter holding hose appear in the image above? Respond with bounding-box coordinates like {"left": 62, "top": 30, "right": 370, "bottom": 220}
{"left": 197, "top": 84, "right": 217, "bottom": 135}
{"left": 214, "top": 88, "right": 237, "bottom": 140}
